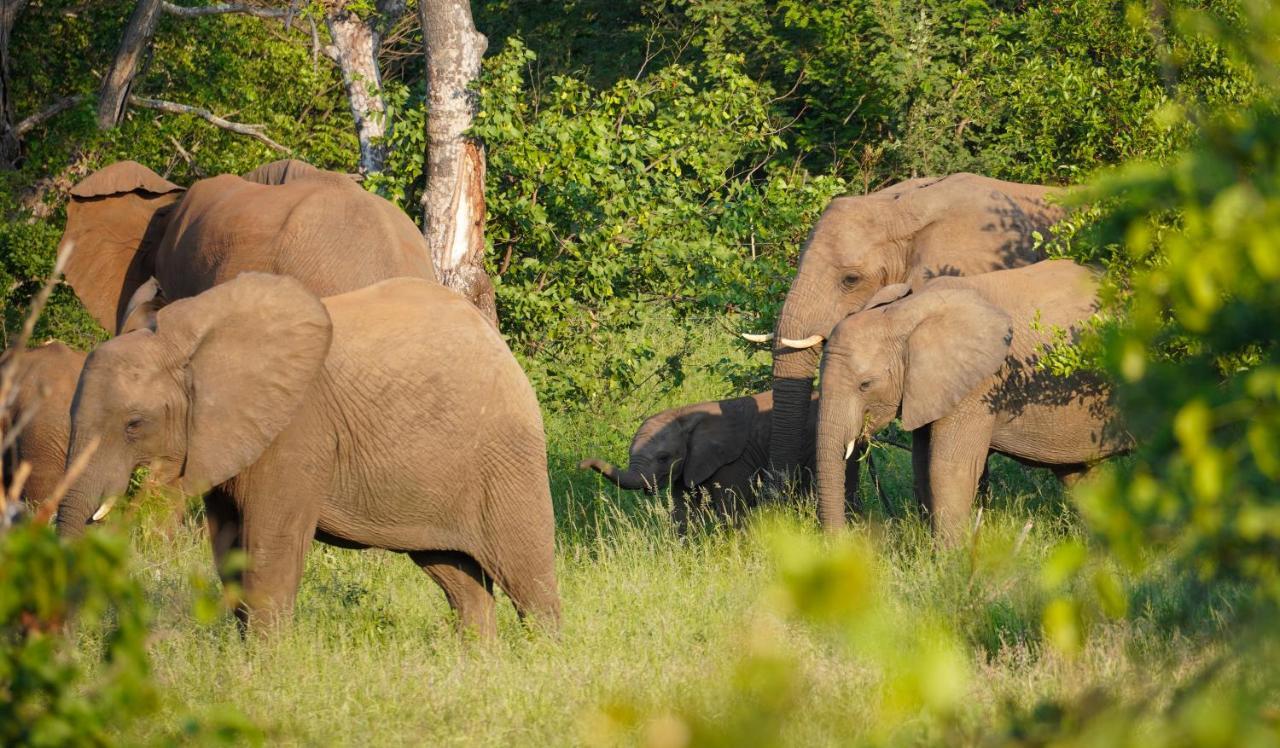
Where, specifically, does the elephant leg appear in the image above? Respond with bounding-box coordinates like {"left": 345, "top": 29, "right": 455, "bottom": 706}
{"left": 410, "top": 550, "right": 496, "bottom": 641}
{"left": 919, "top": 412, "right": 995, "bottom": 546}
{"left": 479, "top": 492, "right": 561, "bottom": 631}
{"left": 236, "top": 494, "right": 319, "bottom": 632}
{"left": 911, "top": 423, "right": 933, "bottom": 521}
{"left": 204, "top": 488, "right": 242, "bottom": 586}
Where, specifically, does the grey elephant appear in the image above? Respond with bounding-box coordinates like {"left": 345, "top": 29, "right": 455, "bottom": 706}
{"left": 754, "top": 173, "right": 1066, "bottom": 480}
{"left": 814, "top": 260, "right": 1130, "bottom": 541}
{"left": 1, "top": 342, "right": 85, "bottom": 508}
{"left": 57, "top": 159, "right": 435, "bottom": 334}
{"left": 579, "top": 390, "right": 858, "bottom": 527}
{"left": 57, "top": 273, "right": 559, "bottom": 637}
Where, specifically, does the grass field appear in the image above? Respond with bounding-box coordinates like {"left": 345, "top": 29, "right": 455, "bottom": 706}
{"left": 102, "top": 319, "right": 1241, "bottom": 746}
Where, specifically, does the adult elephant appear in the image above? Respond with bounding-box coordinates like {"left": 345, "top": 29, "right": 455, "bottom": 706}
{"left": 814, "top": 261, "right": 1131, "bottom": 541}
{"left": 757, "top": 173, "right": 1066, "bottom": 478}
{"left": 56, "top": 274, "right": 558, "bottom": 637}
{"left": 56, "top": 159, "right": 436, "bottom": 333}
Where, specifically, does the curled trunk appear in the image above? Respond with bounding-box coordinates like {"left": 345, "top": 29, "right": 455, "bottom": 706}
{"left": 579, "top": 458, "right": 651, "bottom": 492}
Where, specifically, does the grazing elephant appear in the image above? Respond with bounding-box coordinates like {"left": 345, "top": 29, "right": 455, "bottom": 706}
{"left": 814, "top": 260, "right": 1130, "bottom": 541}
{"left": 758, "top": 173, "right": 1065, "bottom": 480}
{"left": 578, "top": 391, "right": 858, "bottom": 527}
{"left": 1, "top": 342, "right": 85, "bottom": 507}
{"left": 56, "top": 274, "right": 558, "bottom": 637}
{"left": 56, "top": 159, "right": 435, "bottom": 334}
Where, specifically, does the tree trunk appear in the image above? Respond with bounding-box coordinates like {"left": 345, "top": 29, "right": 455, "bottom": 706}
{"left": 418, "top": 0, "right": 496, "bottom": 327}
{"left": 0, "top": 0, "right": 30, "bottom": 168}
{"left": 324, "top": 1, "right": 404, "bottom": 176}
{"left": 97, "top": 0, "right": 164, "bottom": 130}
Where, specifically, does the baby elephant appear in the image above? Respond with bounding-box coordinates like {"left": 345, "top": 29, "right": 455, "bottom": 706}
{"left": 1, "top": 342, "right": 85, "bottom": 508}
{"left": 815, "top": 259, "right": 1131, "bottom": 542}
{"left": 580, "top": 390, "right": 856, "bottom": 527}
{"left": 57, "top": 273, "right": 559, "bottom": 637}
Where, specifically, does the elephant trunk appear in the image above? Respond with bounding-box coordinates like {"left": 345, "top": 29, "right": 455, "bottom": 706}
{"left": 54, "top": 477, "right": 105, "bottom": 540}
{"left": 770, "top": 279, "right": 832, "bottom": 479}
{"left": 815, "top": 391, "right": 862, "bottom": 531}
{"left": 579, "top": 458, "right": 653, "bottom": 493}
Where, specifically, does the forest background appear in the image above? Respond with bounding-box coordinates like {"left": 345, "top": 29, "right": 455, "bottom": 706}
{"left": 1, "top": 0, "right": 1278, "bottom": 745}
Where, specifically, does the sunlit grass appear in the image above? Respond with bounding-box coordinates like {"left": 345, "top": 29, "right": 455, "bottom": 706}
{"left": 101, "top": 320, "right": 1235, "bottom": 745}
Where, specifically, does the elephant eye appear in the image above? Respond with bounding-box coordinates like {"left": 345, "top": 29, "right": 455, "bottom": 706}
{"left": 842, "top": 273, "right": 861, "bottom": 289}
{"left": 859, "top": 379, "right": 874, "bottom": 391}
{"left": 125, "top": 417, "right": 144, "bottom": 437}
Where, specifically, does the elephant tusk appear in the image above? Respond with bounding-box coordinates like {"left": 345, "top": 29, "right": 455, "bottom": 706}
{"left": 91, "top": 497, "right": 117, "bottom": 522}
{"left": 844, "top": 441, "right": 857, "bottom": 460}
{"left": 740, "top": 332, "right": 774, "bottom": 343}
{"left": 779, "top": 334, "right": 825, "bottom": 349}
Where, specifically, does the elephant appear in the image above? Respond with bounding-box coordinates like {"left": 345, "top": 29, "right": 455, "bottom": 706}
{"left": 56, "top": 159, "right": 436, "bottom": 334}
{"left": 758, "top": 173, "right": 1066, "bottom": 482}
{"left": 813, "top": 260, "right": 1131, "bottom": 541}
{"left": 1, "top": 342, "right": 85, "bottom": 508}
{"left": 578, "top": 390, "right": 858, "bottom": 528}
{"left": 56, "top": 273, "right": 559, "bottom": 638}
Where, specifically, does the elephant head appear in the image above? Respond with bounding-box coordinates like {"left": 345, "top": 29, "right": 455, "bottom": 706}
{"left": 765, "top": 174, "right": 1060, "bottom": 477}
{"left": 579, "top": 399, "right": 753, "bottom": 494}
{"left": 814, "top": 285, "right": 1012, "bottom": 529}
{"left": 57, "top": 162, "right": 186, "bottom": 334}
{"left": 56, "top": 274, "right": 332, "bottom": 538}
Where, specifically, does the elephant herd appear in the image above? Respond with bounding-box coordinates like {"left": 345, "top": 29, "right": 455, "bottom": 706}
{"left": 2, "top": 162, "right": 1130, "bottom": 637}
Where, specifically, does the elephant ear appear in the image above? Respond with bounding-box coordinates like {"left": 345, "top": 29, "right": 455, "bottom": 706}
{"left": 59, "top": 162, "right": 185, "bottom": 332}
{"left": 899, "top": 288, "right": 1013, "bottom": 432}
{"left": 683, "top": 398, "right": 753, "bottom": 488}
{"left": 154, "top": 273, "right": 333, "bottom": 494}
{"left": 861, "top": 283, "right": 912, "bottom": 311}
{"left": 240, "top": 159, "right": 323, "bottom": 185}
{"left": 118, "top": 277, "right": 166, "bottom": 334}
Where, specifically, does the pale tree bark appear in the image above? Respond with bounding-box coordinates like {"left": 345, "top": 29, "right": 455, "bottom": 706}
{"left": 419, "top": 0, "right": 496, "bottom": 326}
{"left": 1, "top": 0, "right": 31, "bottom": 168}
{"left": 97, "top": 0, "right": 164, "bottom": 129}
{"left": 323, "top": 0, "right": 405, "bottom": 176}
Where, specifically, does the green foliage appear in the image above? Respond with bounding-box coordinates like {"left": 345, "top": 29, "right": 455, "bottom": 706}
{"left": 1066, "top": 0, "right": 1280, "bottom": 599}
{"left": 0, "top": 523, "right": 152, "bottom": 747}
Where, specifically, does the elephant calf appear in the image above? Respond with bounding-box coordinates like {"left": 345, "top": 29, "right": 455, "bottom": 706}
{"left": 1, "top": 342, "right": 85, "bottom": 508}
{"left": 580, "top": 390, "right": 857, "bottom": 527}
{"left": 57, "top": 274, "right": 559, "bottom": 637}
{"left": 815, "top": 259, "right": 1131, "bottom": 541}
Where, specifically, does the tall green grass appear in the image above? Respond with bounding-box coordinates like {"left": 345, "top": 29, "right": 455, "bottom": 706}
{"left": 104, "top": 318, "right": 1235, "bottom": 745}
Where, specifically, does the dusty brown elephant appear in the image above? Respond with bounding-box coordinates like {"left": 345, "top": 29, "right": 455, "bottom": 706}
{"left": 578, "top": 391, "right": 858, "bottom": 528}
{"left": 1, "top": 342, "right": 85, "bottom": 508}
{"left": 57, "top": 273, "right": 558, "bottom": 637}
{"left": 814, "top": 260, "right": 1131, "bottom": 541}
{"left": 756, "top": 173, "right": 1066, "bottom": 481}
{"left": 56, "top": 159, "right": 436, "bottom": 333}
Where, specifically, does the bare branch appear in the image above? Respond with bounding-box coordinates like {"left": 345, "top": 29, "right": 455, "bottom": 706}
{"left": 129, "top": 95, "right": 290, "bottom": 152}
{"left": 160, "top": 2, "right": 289, "bottom": 20}
{"left": 14, "top": 94, "right": 86, "bottom": 136}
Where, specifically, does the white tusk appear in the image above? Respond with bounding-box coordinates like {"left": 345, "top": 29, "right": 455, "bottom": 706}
{"left": 740, "top": 332, "right": 774, "bottom": 343}
{"left": 91, "top": 496, "right": 118, "bottom": 522}
{"left": 844, "top": 441, "right": 857, "bottom": 460}
{"left": 779, "top": 334, "right": 825, "bottom": 349}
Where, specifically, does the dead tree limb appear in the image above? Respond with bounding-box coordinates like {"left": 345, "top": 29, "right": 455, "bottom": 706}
{"left": 419, "top": 0, "right": 496, "bottom": 326}
{"left": 325, "top": 1, "right": 405, "bottom": 175}
{"left": 97, "top": 0, "right": 164, "bottom": 129}
{"left": 0, "top": 0, "right": 31, "bottom": 168}
{"left": 129, "top": 95, "right": 289, "bottom": 152}
{"left": 159, "top": 1, "right": 289, "bottom": 20}
{"left": 15, "top": 94, "right": 86, "bottom": 137}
